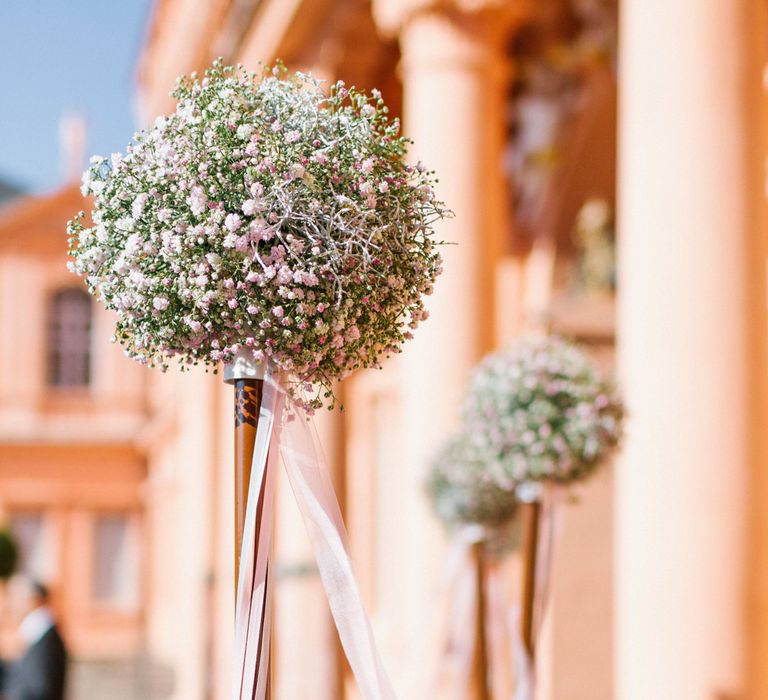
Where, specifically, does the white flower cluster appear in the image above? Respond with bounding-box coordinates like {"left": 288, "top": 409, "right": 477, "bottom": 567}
{"left": 427, "top": 336, "right": 623, "bottom": 529}
{"left": 463, "top": 336, "right": 624, "bottom": 485}
{"left": 426, "top": 434, "right": 519, "bottom": 529}
{"left": 68, "top": 61, "right": 447, "bottom": 409}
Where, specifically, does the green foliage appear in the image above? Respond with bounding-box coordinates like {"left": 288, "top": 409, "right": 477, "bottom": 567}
{"left": 0, "top": 529, "right": 18, "bottom": 580}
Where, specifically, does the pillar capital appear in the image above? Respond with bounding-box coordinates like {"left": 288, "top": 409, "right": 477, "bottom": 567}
{"left": 372, "top": 0, "right": 530, "bottom": 48}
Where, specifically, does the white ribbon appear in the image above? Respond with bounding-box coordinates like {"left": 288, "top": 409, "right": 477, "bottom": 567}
{"left": 234, "top": 375, "right": 397, "bottom": 699}
{"left": 234, "top": 374, "right": 283, "bottom": 700}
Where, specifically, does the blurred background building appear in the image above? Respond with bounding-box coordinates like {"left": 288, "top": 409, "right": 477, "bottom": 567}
{"left": 0, "top": 0, "right": 766, "bottom": 699}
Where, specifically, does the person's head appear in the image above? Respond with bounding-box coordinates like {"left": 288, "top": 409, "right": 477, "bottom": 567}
{"left": 5, "top": 575, "right": 51, "bottom": 621}
{"left": 28, "top": 580, "right": 50, "bottom": 610}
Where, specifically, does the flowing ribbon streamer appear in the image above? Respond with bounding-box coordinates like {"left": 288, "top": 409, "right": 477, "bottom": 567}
{"left": 432, "top": 530, "right": 485, "bottom": 700}
{"left": 486, "top": 560, "right": 514, "bottom": 698}
{"left": 234, "top": 374, "right": 284, "bottom": 700}
{"left": 431, "top": 528, "right": 518, "bottom": 699}
{"left": 235, "top": 374, "right": 398, "bottom": 700}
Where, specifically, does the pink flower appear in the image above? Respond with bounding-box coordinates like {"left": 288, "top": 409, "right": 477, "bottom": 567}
{"left": 153, "top": 296, "right": 170, "bottom": 311}
{"left": 361, "top": 158, "right": 375, "bottom": 174}
{"left": 225, "top": 213, "right": 242, "bottom": 231}
{"left": 285, "top": 129, "right": 301, "bottom": 143}
{"left": 272, "top": 306, "right": 284, "bottom": 318}
{"left": 242, "top": 199, "right": 258, "bottom": 216}
{"left": 228, "top": 298, "right": 239, "bottom": 309}
{"left": 287, "top": 163, "right": 305, "bottom": 180}
{"left": 188, "top": 186, "right": 207, "bottom": 216}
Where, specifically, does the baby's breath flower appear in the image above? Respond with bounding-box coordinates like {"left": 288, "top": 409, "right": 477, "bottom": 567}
{"left": 427, "top": 434, "right": 519, "bottom": 530}
{"left": 68, "top": 60, "right": 449, "bottom": 409}
{"left": 463, "top": 336, "right": 624, "bottom": 485}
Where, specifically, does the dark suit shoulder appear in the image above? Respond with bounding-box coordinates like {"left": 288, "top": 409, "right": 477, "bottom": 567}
{"left": 8, "top": 626, "right": 68, "bottom": 700}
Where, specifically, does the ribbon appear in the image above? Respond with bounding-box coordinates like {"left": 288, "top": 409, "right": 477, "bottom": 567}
{"left": 235, "top": 372, "right": 397, "bottom": 699}
{"left": 426, "top": 485, "right": 564, "bottom": 700}
{"left": 431, "top": 527, "right": 518, "bottom": 699}
{"left": 234, "top": 373, "right": 283, "bottom": 700}
{"left": 431, "top": 530, "right": 485, "bottom": 700}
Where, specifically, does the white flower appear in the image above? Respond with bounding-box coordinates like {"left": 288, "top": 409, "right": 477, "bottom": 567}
{"left": 236, "top": 124, "right": 254, "bottom": 140}
{"left": 241, "top": 199, "right": 258, "bottom": 216}
{"left": 153, "top": 296, "right": 170, "bottom": 311}
{"left": 224, "top": 213, "right": 242, "bottom": 231}
{"left": 124, "top": 234, "right": 142, "bottom": 254}
{"left": 132, "top": 193, "right": 149, "bottom": 219}
{"left": 80, "top": 170, "right": 93, "bottom": 196}
{"left": 287, "top": 163, "right": 305, "bottom": 180}
{"left": 188, "top": 186, "right": 207, "bottom": 216}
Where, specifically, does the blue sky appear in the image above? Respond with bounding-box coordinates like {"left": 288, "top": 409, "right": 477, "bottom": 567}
{"left": 0, "top": 1, "right": 154, "bottom": 193}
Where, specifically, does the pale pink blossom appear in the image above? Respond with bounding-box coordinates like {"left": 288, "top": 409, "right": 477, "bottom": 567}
{"left": 224, "top": 213, "right": 242, "bottom": 231}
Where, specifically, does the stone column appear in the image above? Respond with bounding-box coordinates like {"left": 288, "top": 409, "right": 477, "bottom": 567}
{"left": 616, "top": 0, "right": 765, "bottom": 698}
{"left": 372, "top": 1, "right": 523, "bottom": 695}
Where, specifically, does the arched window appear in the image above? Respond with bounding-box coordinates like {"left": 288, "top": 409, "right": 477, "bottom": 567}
{"left": 48, "top": 288, "right": 92, "bottom": 388}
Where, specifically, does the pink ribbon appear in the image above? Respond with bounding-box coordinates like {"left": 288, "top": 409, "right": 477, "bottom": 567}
{"left": 234, "top": 378, "right": 283, "bottom": 700}
{"left": 235, "top": 375, "right": 397, "bottom": 699}
{"left": 429, "top": 486, "right": 564, "bottom": 700}
{"left": 430, "top": 530, "right": 521, "bottom": 699}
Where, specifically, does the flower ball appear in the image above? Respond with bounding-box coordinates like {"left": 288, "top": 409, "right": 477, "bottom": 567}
{"left": 69, "top": 61, "right": 447, "bottom": 408}
{"left": 463, "top": 336, "right": 624, "bottom": 485}
{"left": 427, "top": 435, "right": 519, "bottom": 529}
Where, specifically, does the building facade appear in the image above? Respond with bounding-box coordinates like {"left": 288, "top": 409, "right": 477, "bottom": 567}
{"left": 0, "top": 184, "right": 150, "bottom": 697}
{"left": 2, "top": 0, "right": 767, "bottom": 698}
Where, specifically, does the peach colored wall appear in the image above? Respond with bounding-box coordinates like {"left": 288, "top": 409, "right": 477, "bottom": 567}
{"left": 0, "top": 187, "right": 149, "bottom": 661}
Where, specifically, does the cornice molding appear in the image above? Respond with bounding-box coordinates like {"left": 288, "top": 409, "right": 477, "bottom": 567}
{"left": 372, "top": 0, "right": 531, "bottom": 42}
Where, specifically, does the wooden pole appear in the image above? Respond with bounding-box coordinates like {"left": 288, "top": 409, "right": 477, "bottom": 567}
{"left": 234, "top": 378, "right": 263, "bottom": 587}
{"left": 233, "top": 377, "right": 272, "bottom": 698}
{"left": 520, "top": 500, "right": 541, "bottom": 659}
{"left": 471, "top": 540, "right": 492, "bottom": 700}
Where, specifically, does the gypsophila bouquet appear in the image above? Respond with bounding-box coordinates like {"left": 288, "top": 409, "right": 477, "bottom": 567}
{"left": 68, "top": 61, "right": 447, "bottom": 408}
{"left": 426, "top": 435, "right": 519, "bottom": 529}
{"left": 463, "top": 336, "right": 623, "bottom": 485}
